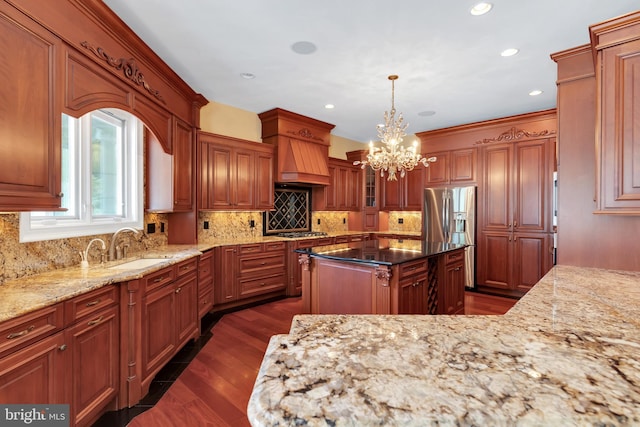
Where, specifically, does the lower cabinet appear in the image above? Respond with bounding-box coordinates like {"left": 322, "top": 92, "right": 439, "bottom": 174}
{"left": 396, "top": 259, "right": 429, "bottom": 314}
{"left": 438, "top": 249, "right": 465, "bottom": 315}
{"left": 0, "top": 285, "right": 119, "bottom": 427}
{"left": 214, "top": 242, "right": 287, "bottom": 311}
{"left": 198, "top": 250, "right": 214, "bottom": 318}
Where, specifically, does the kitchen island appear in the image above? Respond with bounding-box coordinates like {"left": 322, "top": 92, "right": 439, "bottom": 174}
{"left": 296, "top": 239, "right": 467, "bottom": 315}
{"left": 248, "top": 265, "right": 640, "bottom": 425}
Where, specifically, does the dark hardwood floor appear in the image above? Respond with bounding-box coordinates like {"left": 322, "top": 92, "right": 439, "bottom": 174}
{"left": 93, "top": 292, "right": 516, "bottom": 427}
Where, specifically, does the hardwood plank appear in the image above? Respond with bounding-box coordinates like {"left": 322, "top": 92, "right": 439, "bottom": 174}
{"left": 128, "top": 293, "right": 517, "bottom": 426}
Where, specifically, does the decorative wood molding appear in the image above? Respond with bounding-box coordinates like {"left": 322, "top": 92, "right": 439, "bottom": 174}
{"left": 286, "top": 128, "right": 324, "bottom": 142}
{"left": 375, "top": 266, "right": 392, "bottom": 286}
{"left": 298, "top": 254, "right": 311, "bottom": 271}
{"left": 80, "top": 41, "right": 165, "bottom": 103}
{"left": 474, "top": 127, "right": 556, "bottom": 145}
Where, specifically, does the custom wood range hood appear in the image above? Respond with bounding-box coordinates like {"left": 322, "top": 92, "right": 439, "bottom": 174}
{"left": 259, "top": 108, "right": 335, "bottom": 186}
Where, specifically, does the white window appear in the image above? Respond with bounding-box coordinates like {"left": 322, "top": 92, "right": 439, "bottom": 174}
{"left": 20, "top": 109, "right": 143, "bottom": 242}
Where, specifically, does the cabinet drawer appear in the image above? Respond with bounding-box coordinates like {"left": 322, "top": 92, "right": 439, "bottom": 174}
{"left": 398, "top": 259, "right": 428, "bottom": 279}
{"left": 264, "top": 241, "right": 286, "bottom": 251}
{"left": 239, "top": 253, "right": 285, "bottom": 276}
{"left": 239, "top": 244, "right": 263, "bottom": 255}
{"left": 0, "top": 303, "right": 64, "bottom": 358}
{"left": 334, "top": 236, "right": 350, "bottom": 244}
{"left": 176, "top": 258, "right": 198, "bottom": 278}
{"left": 64, "top": 285, "right": 117, "bottom": 324}
{"left": 143, "top": 265, "right": 175, "bottom": 293}
{"left": 239, "top": 273, "right": 286, "bottom": 297}
{"left": 445, "top": 249, "right": 465, "bottom": 265}
{"left": 198, "top": 251, "right": 213, "bottom": 281}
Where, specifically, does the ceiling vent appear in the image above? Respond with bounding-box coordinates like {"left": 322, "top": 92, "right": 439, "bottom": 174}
{"left": 259, "top": 108, "right": 335, "bottom": 186}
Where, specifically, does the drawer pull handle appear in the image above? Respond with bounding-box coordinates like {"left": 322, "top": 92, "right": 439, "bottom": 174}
{"left": 454, "top": 267, "right": 461, "bottom": 271}
{"left": 86, "top": 299, "right": 101, "bottom": 307}
{"left": 175, "top": 287, "right": 182, "bottom": 294}
{"left": 408, "top": 266, "right": 417, "bottom": 271}
{"left": 7, "top": 325, "right": 35, "bottom": 339}
{"left": 154, "top": 276, "right": 165, "bottom": 283}
{"left": 59, "top": 344, "right": 67, "bottom": 351}
{"left": 181, "top": 265, "right": 190, "bottom": 270}
{"left": 261, "top": 262, "right": 266, "bottom": 265}
{"left": 88, "top": 316, "right": 104, "bottom": 326}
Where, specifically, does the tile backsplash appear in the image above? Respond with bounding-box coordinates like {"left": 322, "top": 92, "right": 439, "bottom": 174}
{"left": 311, "top": 211, "right": 350, "bottom": 233}
{"left": 198, "top": 211, "right": 264, "bottom": 241}
{"left": 388, "top": 211, "right": 422, "bottom": 233}
{"left": 0, "top": 213, "right": 167, "bottom": 284}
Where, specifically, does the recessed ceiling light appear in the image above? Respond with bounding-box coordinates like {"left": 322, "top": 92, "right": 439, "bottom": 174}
{"left": 529, "top": 90, "right": 543, "bottom": 96}
{"left": 240, "top": 72, "right": 255, "bottom": 79}
{"left": 291, "top": 41, "right": 317, "bottom": 55}
{"left": 324, "top": 104, "right": 335, "bottom": 109}
{"left": 418, "top": 110, "right": 436, "bottom": 117}
{"left": 470, "top": 2, "right": 493, "bottom": 16}
{"left": 500, "top": 48, "right": 519, "bottom": 57}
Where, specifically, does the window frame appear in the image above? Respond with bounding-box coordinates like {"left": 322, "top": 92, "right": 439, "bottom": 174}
{"left": 20, "top": 109, "right": 143, "bottom": 242}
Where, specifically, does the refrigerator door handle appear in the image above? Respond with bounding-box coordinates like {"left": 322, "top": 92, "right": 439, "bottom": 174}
{"left": 443, "top": 192, "right": 450, "bottom": 241}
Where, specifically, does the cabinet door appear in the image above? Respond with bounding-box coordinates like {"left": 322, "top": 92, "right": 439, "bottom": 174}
{"left": 205, "top": 143, "right": 232, "bottom": 209}
{"left": 234, "top": 149, "right": 255, "bottom": 209}
{"left": 214, "top": 246, "right": 237, "bottom": 305}
{"left": 481, "top": 144, "right": 512, "bottom": 230}
{"left": 381, "top": 178, "right": 402, "bottom": 210}
{"left": 425, "top": 152, "right": 449, "bottom": 186}
{"left": 325, "top": 164, "right": 338, "bottom": 210}
{"left": 514, "top": 140, "right": 549, "bottom": 232}
{"left": 67, "top": 306, "right": 119, "bottom": 426}
{"left": 336, "top": 167, "right": 349, "bottom": 210}
{"left": 512, "top": 233, "right": 552, "bottom": 293}
{"left": 450, "top": 148, "right": 477, "bottom": 183}
{"left": 0, "top": 331, "right": 67, "bottom": 404}
{"left": 172, "top": 118, "right": 193, "bottom": 211}
{"left": 404, "top": 167, "right": 425, "bottom": 210}
{"left": 142, "top": 285, "right": 175, "bottom": 380}
{"left": 443, "top": 261, "right": 465, "bottom": 315}
{"left": 255, "top": 151, "right": 274, "bottom": 210}
{"left": 597, "top": 38, "right": 640, "bottom": 213}
{"left": 477, "top": 231, "right": 511, "bottom": 291}
{"left": 347, "top": 168, "right": 361, "bottom": 210}
{"left": 174, "top": 274, "right": 198, "bottom": 349}
{"left": 0, "top": 4, "right": 62, "bottom": 210}
{"left": 397, "top": 276, "right": 426, "bottom": 314}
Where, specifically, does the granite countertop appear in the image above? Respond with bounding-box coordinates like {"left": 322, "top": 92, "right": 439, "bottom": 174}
{"left": 0, "top": 245, "right": 206, "bottom": 323}
{"left": 295, "top": 239, "right": 466, "bottom": 266}
{"left": 248, "top": 265, "right": 640, "bottom": 426}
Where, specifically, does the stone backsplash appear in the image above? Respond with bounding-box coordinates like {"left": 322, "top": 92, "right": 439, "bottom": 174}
{"left": 388, "top": 211, "right": 422, "bottom": 233}
{"left": 0, "top": 213, "right": 168, "bottom": 284}
{"left": 198, "top": 211, "right": 264, "bottom": 241}
{"left": 311, "top": 211, "right": 350, "bottom": 233}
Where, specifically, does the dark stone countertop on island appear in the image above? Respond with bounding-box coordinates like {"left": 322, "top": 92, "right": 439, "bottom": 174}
{"left": 294, "top": 238, "right": 467, "bottom": 266}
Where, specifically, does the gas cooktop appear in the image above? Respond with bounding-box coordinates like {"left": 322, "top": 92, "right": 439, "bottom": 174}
{"left": 274, "top": 231, "right": 328, "bottom": 238}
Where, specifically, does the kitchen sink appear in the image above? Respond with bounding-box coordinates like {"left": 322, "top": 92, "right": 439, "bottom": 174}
{"left": 108, "top": 258, "right": 168, "bottom": 270}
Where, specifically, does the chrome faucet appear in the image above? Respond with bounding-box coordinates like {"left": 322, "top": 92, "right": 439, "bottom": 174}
{"left": 108, "top": 227, "right": 141, "bottom": 261}
{"left": 80, "top": 238, "right": 106, "bottom": 268}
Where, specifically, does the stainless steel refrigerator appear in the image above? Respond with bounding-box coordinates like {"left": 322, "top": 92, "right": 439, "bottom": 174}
{"left": 424, "top": 186, "right": 476, "bottom": 289}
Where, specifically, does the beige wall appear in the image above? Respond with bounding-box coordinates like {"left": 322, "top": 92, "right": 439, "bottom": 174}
{"left": 199, "top": 101, "right": 366, "bottom": 157}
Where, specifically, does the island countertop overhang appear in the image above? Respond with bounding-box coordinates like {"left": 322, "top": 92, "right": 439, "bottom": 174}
{"left": 294, "top": 238, "right": 468, "bottom": 266}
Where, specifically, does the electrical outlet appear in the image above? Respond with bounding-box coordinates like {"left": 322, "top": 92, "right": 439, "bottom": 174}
{"left": 249, "top": 219, "right": 255, "bottom": 228}
{"left": 317, "top": 219, "right": 321, "bottom": 225}
{"left": 398, "top": 218, "right": 404, "bottom": 224}
{"left": 204, "top": 221, "right": 209, "bottom": 230}
{"left": 160, "top": 222, "right": 165, "bottom": 233}
{"left": 343, "top": 218, "right": 346, "bottom": 224}
{"left": 147, "top": 223, "right": 156, "bottom": 234}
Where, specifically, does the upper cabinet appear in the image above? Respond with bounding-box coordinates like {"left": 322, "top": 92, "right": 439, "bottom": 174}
{"left": 425, "top": 149, "right": 477, "bottom": 187}
{"left": 313, "top": 158, "right": 361, "bottom": 211}
{"left": 198, "top": 132, "right": 274, "bottom": 211}
{"left": 0, "top": 3, "right": 63, "bottom": 210}
{"left": 259, "top": 108, "right": 334, "bottom": 186}
{"left": 0, "top": 1, "right": 207, "bottom": 214}
{"left": 380, "top": 167, "right": 424, "bottom": 211}
{"left": 590, "top": 11, "right": 640, "bottom": 214}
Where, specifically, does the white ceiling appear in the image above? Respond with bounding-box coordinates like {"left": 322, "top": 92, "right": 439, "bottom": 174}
{"left": 103, "top": 0, "right": 639, "bottom": 143}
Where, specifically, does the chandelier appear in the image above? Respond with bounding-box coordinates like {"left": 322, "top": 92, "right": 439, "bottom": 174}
{"left": 353, "top": 75, "right": 436, "bottom": 181}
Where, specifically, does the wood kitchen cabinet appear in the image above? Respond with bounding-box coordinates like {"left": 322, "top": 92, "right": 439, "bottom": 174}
{"left": 313, "top": 158, "right": 361, "bottom": 211}
{"left": 199, "top": 132, "right": 274, "bottom": 210}
{"left": 198, "top": 250, "right": 214, "bottom": 318}
{"left": 425, "top": 149, "right": 477, "bottom": 186}
{"left": 0, "top": 3, "right": 63, "bottom": 211}
{"left": 287, "top": 237, "right": 335, "bottom": 296}
{"left": 397, "top": 260, "right": 428, "bottom": 315}
{"left": 213, "top": 242, "right": 287, "bottom": 311}
{"left": 590, "top": 12, "right": 640, "bottom": 214}
{"left": 0, "top": 286, "right": 120, "bottom": 427}
{"left": 346, "top": 150, "right": 380, "bottom": 230}
{"left": 438, "top": 249, "right": 465, "bottom": 315}
{"left": 381, "top": 167, "right": 424, "bottom": 211}
{"left": 477, "top": 137, "right": 555, "bottom": 296}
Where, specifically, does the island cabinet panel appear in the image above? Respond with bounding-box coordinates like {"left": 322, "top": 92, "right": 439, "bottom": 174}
{"left": 0, "top": 3, "right": 63, "bottom": 211}
{"left": 438, "top": 249, "right": 466, "bottom": 315}
{"left": 591, "top": 12, "right": 640, "bottom": 214}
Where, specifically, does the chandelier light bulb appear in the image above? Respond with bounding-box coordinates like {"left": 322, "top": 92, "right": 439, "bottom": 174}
{"left": 353, "top": 75, "right": 436, "bottom": 180}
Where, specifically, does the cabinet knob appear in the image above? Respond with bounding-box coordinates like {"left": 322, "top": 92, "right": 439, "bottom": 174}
{"left": 56, "top": 192, "right": 64, "bottom": 198}
{"left": 175, "top": 287, "right": 182, "bottom": 294}
{"left": 59, "top": 344, "right": 67, "bottom": 351}
{"left": 454, "top": 267, "right": 461, "bottom": 271}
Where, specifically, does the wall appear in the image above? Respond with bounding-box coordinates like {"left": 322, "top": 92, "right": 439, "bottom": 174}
{"left": 553, "top": 46, "right": 640, "bottom": 271}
